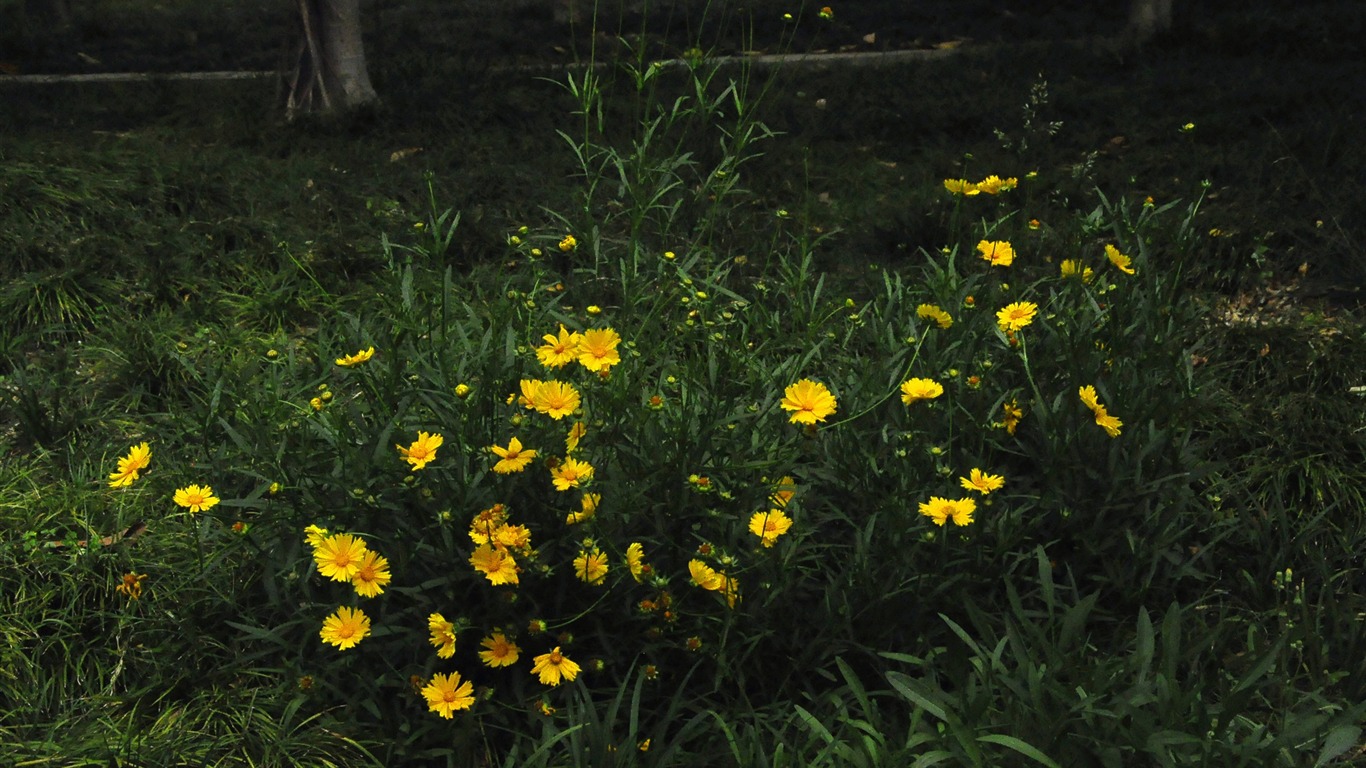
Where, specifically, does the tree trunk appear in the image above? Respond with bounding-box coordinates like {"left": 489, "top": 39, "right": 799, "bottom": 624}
{"left": 287, "top": 0, "right": 379, "bottom": 118}
{"left": 1125, "top": 0, "right": 1174, "bottom": 46}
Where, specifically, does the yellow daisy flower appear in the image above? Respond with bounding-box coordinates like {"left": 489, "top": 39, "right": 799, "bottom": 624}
{"left": 977, "top": 240, "right": 1015, "bottom": 267}
{"left": 1105, "top": 244, "right": 1136, "bottom": 275}
{"left": 625, "top": 542, "right": 647, "bottom": 582}
{"left": 108, "top": 442, "right": 151, "bottom": 488}
{"left": 918, "top": 496, "right": 977, "bottom": 527}
{"left": 319, "top": 606, "right": 370, "bottom": 650}
{"left": 573, "top": 547, "right": 609, "bottom": 585}
{"left": 1002, "top": 399, "right": 1024, "bottom": 435}
{"left": 421, "top": 671, "right": 474, "bottom": 718}
{"left": 303, "top": 524, "right": 329, "bottom": 548}
{"left": 566, "top": 492, "right": 600, "bottom": 525}
{"left": 314, "top": 533, "right": 369, "bottom": 582}
{"left": 536, "top": 325, "right": 582, "bottom": 369}
{"left": 428, "top": 612, "right": 457, "bottom": 658}
{"left": 490, "top": 436, "right": 537, "bottom": 474}
{"left": 566, "top": 421, "right": 587, "bottom": 453}
{"left": 478, "top": 631, "right": 521, "bottom": 668}
{"left": 115, "top": 572, "right": 147, "bottom": 600}
{"left": 748, "top": 508, "right": 793, "bottom": 548}
{"left": 900, "top": 377, "right": 944, "bottom": 406}
{"left": 943, "top": 178, "right": 979, "bottom": 196}
{"left": 577, "top": 328, "right": 621, "bottom": 372}
{"left": 550, "top": 457, "right": 594, "bottom": 491}
{"left": 770, "top": 475, "right": 797, "bottom": 508}
{"left": 351, "top": 549, "right": 392, "bottom": 598}
{"left": 335, "top": 347, "right": 375, "bottom": 367}
{"left": 780, "top": 379, "right": 837, "bottom": 425}
{"left": 397, "top": 431, "right": 443, "bottom": 470}
{"left": 916, "top": 303, "right": 953, "bottom": 329}
{"left": 531, "top": 646, "right": 581, "bottom": 686}
{"left": 469, "top": 544, "right": 520, "bottom": 585}
{"left": 995, "top": 301, "right": 1039, "bottom": 332}
{"left": 533, "top": 380, "right": 581, "bottom": 420}
{"left": 959, "top": 468, "right": 1005, "bottom": 495}
{"left": 173, "top": 484, "right": 220, "bottom": 514}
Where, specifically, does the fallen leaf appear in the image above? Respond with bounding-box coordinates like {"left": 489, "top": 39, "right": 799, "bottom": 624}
{"left": 389, "top": 147, "right": 424, "bottom": 162}
{"left": 862, "top": 32, "right": 876, "bottom": 44}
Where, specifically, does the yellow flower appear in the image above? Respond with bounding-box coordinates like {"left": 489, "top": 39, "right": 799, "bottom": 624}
{"left": 173, "top": 484, "right": 220, "bottom": 514}
{"left": 566, "top": 421, "right": 586, "bottom": 453}
{"left": 531, "top": 646, "right": 581, "bottom": 686}
{"left": 470, "top": 544, "right": 520, "bottom": 585}
{"left": 551, "top": 457, "right": 594, "bottom": 491}
{"left": 1094, "top": 406, "right": 1124, "bottom": 438}
{"left": 558, "top": 234, "right": 578, "bottom": 252}
{"left": 1105, "top": 244, "right": 1136, "bottom": 275}
{"left": 995, "top": 301, "right": 1039, "bottom": 332}
{"left": 975, "top": 175, "right": 1018, "bottom": 194}
{"left": 916, "top": 303, "right": 953, "bottom": 329}
{"left": 577, "top": 328, "right": 622, "bottom": 372}
{"left": 1002, "top": 399, "right": 1023, "bottom": 435}
{"left": 303, "top": 524, "right": 329, "bottom": 548}
{"left": 574, "top": 547, "right": 609, "bottom": 585}
{"left": 1060, "top": 259, "right": 1094, "bottom": 282}
{"left": 780, "top": 379, "right": 837, "bottom": 425}
{"left": 977, "top": 240, "right": 1015, "bottom": 267}
{"left": 351, "top": 549, "right": 392, "bottom": 598}
{"left": 900, "top": 377, "right": 944, "bottom": 406}
{"left": 309, "top": 397, "right": 324, "bottom": 411}
{"left": 769, "top": 476, "right": 796, "bottom": 509}
{"left": 335, "top": 346, "right": 375, "bottom": 367}
{"left": 959, "top": 468, "right": 1005, "bottom": 495}
{"left": 421, "top": 671, "right": 475, "bottom": 718}
{"left": 518, "top": 378, "right": 544, "bottom": 409}
{"left": 397, "top": 431, "right": 443, "bottom": 470}
{"left": 748, "top": 508, "right": 793, "bottom": 548}
{"left": 478, "top": 632, "right": 521, "bottom": 668}
{"left": 1078, "top": 385, "right": 1102, "bottom": 413}
{"left": 428, "top": 612, "right": 457, "bottom": 658}
{"left": 943, "top": 178, "right": 979, "bottom": 196}
{"left": 566, "top": 492, "right": 600, "bottom": 524}
{"left": 468, "top": 504, "right": 510, "bottom": 545}
{"left": 454, "top": 383, "right": 471, "bottom": 398}
{"left": 319, "top": 606, "right": 371, "bottom": 650}
{"left": 688, "top": 559, "right": 725, "bottom": 591}
{"left": 490, "top": 436, "right": 537, "bottom": 474}
{"left": 108, "top": 442, "right": 151, "bottom": 488}
{"left": 625, "top": 542, "right": 647, "bottom": 582}
{"left": 918, "top": 496, "right": 977, "bottom": 527}
{"left": 536, "top": 325, "right": 581, "bottom": 369}
{"left": 493, "top": 523, "right": 533, "bottom": 552}
{"left": 116, "top": 572, "right": 147, "bottom": 600}
{"left": 314, "top": 533, "right": 369, "bottom": 582}
{"left": 532, "top": 380, "right": 581, "bottom": 420}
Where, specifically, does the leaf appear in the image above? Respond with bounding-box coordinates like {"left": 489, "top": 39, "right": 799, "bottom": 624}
{"left": 977, "top": 734, "right": 1062, "bottom": 768}
{"left": 1314, "top": 724, "right": 1361, "bottom": 767}
{"left": 886, "top": 672, "right": 948, "bottom": 721}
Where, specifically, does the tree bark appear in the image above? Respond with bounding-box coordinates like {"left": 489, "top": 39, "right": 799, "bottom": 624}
{"left": 287, "top": 0, "right": 379, "bottom": 118}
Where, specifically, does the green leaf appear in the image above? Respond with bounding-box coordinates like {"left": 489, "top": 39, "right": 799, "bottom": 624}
{"left": 977, "top": 734, "right": 1062, "bottom": 768}
{"left": 1314, "top": 724, "right": 1361, "bottom": 767}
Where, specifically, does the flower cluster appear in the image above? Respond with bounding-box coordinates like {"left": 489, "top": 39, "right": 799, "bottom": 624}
{"left": 534, "top": 325, "right": 621, "bottom": 373}
{"left": 943, "top": 174, "right": 1019, "bottom": 196}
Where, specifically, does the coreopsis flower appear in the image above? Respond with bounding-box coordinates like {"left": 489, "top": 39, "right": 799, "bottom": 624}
{"left": 959, "top": 468, "right": 1005, "bottom": 495}
{"left": 536, "top": 325, "right": 581, "bottom": 369}
{"left": 748, "top": 508, "right": 793, "bottom": 548}
{"left": 490, "top": 437, "right": 537, "bottom": 474}
{"left": 577, "top": 328, "right": 621, "bottom": 372}
{"left": 996, "top": 301, "right": 1039, "bottom": 332}
{"left": 116, "top": 572, "right": 147, "bottom": 600}
{"left": 1105, "top": 244, "right": 1136, "bottom": 275}
{"left": 108, "top": 442, "right": 151, "bottom": 488}
{"left": 918, "top": 496, "right": 977, "bottom": 527}
{"left": 574, "top": 547, "right": 609, "bottom": 585}
{"left": 421, "top": 671, "right": 474, "bottom": 718}
{"left": 550, "top": 457, "right": 594, "bottom": 491}
{"left": 531, "top": 647, "right": 581, "bottom": 686}
{"left": 303, "top": 524, "right": 329, "bottom": 548}
{"left": 771, "top": 476, "right": 796, "bottom": 508}
{"left": 1094, "top": 408, "right": 1123, "bottom": 438}
{"left": 314, "top": 533, "right": 369, "bottom": 582}
{"left": 943, "top": 178, "right": 979, "bottom": 196}
{"left": 625, "top": 542, "right": 647, "bottom": 582}
{"left": 490, "top": 523, "right": 531, "bottom": 552}
{"left": 566, "top": 421, "right": 586, "bottom": 453}
{"left": 916, "top": 303, "right": 953, "bottom": 329}
{"left": 397, "top": 431, "right": 443, "bottom": 470}
{"left": 688, "top": 559, "right": 725, "bottom": 591}
{"left": 975, "top": 175, "right": 1018, "bottom": 194}
{"left": 1078, "top": 385, "right": 1102, "bottom": 413}
{"left": 479, "top": 632, "right": 521, "bottom": 668}
{"left": 518, "top": 379, "right": 544, "bottom": 409}
{"left": 558, "top": 234, "right": 578, "bottom": 252}
{"left": 1060, "top": 259, "right": 1095, "bottom": 282}
{"left": 351, "top": 549, "right": 392, "bottom": 598}
{"left": 470, "top": 544, "right": 520, "bottom": 585}
{"left": 335, "top": 347, "right": 375, "bottom": 367}
{"left": 454, "top": 383, "right": 472, "bottom": 398}
{"left": 173, "top": 484, "right": 220, "bottom": 514}
{"left": 780, "top": 379, "right": 838, "bottom": 425}
{"left": 428, "top": 613, "right": 457, "bottom": 658}
{"left": 1002, "top": 399, "right": 1024, "bottom": 435}
{"left": 309, "top": 397, "right": 324, "bottom": 411}
{"left": 900, "top": 377, "right": 944, "bottom": 406}
{"left": 977, "top": 240, "right": 1015, "bottom": 267}
{"left": 319, "top": 606, "right": 370, "bottom": 650}
{"left": 566, "top": 493, "right": 600, "bottom": 525}
{"left": 533, "top": 380, "right": 581, "bottom": 420}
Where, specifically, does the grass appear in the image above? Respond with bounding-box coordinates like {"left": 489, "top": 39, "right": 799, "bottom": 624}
{"left": 2, "top": 1, "right": 1365, "bottom": 765}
